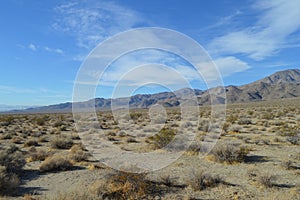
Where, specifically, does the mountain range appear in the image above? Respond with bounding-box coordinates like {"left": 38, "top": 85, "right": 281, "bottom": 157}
{"left": 5, "top": 69, "right": 300, "bottom": 113}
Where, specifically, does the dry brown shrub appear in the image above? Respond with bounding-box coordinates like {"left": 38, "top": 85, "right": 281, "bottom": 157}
{"left": 39, "top": 154, "right": 73, "bottom": 172}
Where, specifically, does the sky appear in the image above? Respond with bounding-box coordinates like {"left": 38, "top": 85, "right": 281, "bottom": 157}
{"left": 1, "top": 0, "right": 300, "bottom": 107}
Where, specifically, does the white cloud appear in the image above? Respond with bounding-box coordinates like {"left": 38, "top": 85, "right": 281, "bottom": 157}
{"left": 44, "top": 46, "right": 64, "bottom": 55}
{"left": 28, "top": 43, "right": 37, "bottom": 51}
{"left": 214, "top": 56, "right": 250, "bottom": 76}
{"left": 53, "top": 1, "right": 146, "bottom": 49}
{"left": 209, "top": 0, "right": 300, "bottom": 60}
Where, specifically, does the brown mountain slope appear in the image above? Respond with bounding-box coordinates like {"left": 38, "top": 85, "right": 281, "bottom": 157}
{"left": 7, "top": 69, "right": 300, "bottom": 113}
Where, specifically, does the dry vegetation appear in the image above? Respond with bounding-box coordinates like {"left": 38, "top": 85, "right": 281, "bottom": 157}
{"left": 0, "top": 97, "right": 299, "bottom": 199}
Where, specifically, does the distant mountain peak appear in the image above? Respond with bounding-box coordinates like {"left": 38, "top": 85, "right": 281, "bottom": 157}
{"left": 3, "top": 68, "right": 300, "bottom": 113}
{"left": 259, "top": 68, "right": 300, "bottom": 85}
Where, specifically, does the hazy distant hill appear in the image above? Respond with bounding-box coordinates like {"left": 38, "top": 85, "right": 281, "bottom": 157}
{"left": 6, "top": 69, "right": 300, "bottom": 113}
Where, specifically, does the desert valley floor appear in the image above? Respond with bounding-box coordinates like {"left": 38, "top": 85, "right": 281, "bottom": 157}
{"left": 0, "top": 98, "right": 299, "bottom": 200}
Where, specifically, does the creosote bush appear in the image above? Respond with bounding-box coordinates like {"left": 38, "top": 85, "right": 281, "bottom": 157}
{"left": 148, "top": 127, "right": 176, "bottom": 149}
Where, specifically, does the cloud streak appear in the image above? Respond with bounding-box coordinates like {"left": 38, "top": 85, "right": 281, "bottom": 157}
{"left": 208, "top": 0, "right": 300, "bottom": 60}
{"left": 44, "top": 46, "right": 64, "bottom": 55}
{"left": 53, "top": 1, "right": 146, "bottom": 49}
{"left": 25, "top": 43, "right": 64, "bottom": 55}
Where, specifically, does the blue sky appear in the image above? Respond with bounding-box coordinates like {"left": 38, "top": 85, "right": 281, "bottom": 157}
{"left": 1, "top": 0, "right": 300, "bottom": 106}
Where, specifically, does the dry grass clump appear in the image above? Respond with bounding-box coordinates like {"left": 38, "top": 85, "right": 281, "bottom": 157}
{"left": 69, "top": 145, "right": 89, "bottom": 162}
{"left": 188, "top": 170, "right": 223, "bottom": 191}
{"left": 51, "top": 136, "right": 73, "bottom": 149}
{"left": 39, "top": 154, "right": 73, "bottom": 172}
{"left": 258, "top": 173, "right": 277, "bottom": 188}
{"left": 211, "top": 143, "right": 250, "bottom": 164}
{"left": 27, "top": 147, "right": 52, "bottom": 162}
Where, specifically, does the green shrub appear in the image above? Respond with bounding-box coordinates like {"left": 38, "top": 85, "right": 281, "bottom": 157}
{"left": 148, "top": 127, "right": 176, "bottom": 148}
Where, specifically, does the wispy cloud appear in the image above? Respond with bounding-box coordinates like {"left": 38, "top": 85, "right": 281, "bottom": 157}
{"left": 0, "top": 85, "right": 71, "bottom": 105}
{"left": 52, "top": 1, "right": 146, "bottom": 49}
{"left": 214, "top": 56, "right": 250, "bottom": 76}
{"left": 44, "top": 46, "right": 64, "bottom": 55}
{"left": 28, "top": 43, "right": 37, "bottom": 51}
{"left": 0, "top": 85, "right": 36, "bottom": 94}
{"left": 208, "top": 0, "right": 300, "bottom": 60}
{"left": 24, "top": 43, "right": 64, "bottom": 55}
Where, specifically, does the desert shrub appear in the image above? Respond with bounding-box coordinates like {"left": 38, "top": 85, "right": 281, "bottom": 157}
{"left": 258, "top": 173, "right": 277, "bottom": 188}
{"left": 188, "top": 170, "right": 223, "bottom": 190}
{"left": 0, "top": 145, "right": 25, "bottom": 196}
{"left": 51, "top": 136, "right": 73, "bottom": 149}
{"left": 69, "top": 145, "right": 89, "bottom": 162}
{"left": 90, "top": 171, "right": 156, "bottom": 199}
{"left": 279, "top": 125, "right": 298, "bottom": 137}
{"left": 0, "top": 145, "right": 25, "bottom": 174}
{"left": 282, "top": 160, "right": 294, "bottom": 170}
{"left": 286, "top": 136, "right": 299, "bottom": 145}
{"left": 43, "top": 190, "right": 98, "bottom": 200}
{"left": 160, "top": 174, "right": 174, "bottom": 187}
{"left": 12, "top": 136, "right": 23, "bottom": 144}
{"left": 28, "top": 148, "right": 51, "bottom": 162}
{"left": 261, "top": 112, "right": 275, "bottom": 120}
{"left": 1, "top": 133, "right": 13, "bottom": 140}
{"left": 211, "top": 143, "right": 249, "bottom": 164}
{"left": 187, "top": 143, "right": 201, "bottom": 155}
{"left": 226, "top": 115, "right": 238, "bottom": 124}
{"left": 126, "top": 137, "right": 138, "bottom": 143}
{"left": 39, "top": 154, "right": 73, "bottom": 172}
{"left": 53, "top": 121, "right": 64, "bottom": 128}
{"left": 222, "top": 122, "right": 230, "bottom": 133}
{"left": 0, "top": 166, "right": 20, "bottom": 195}
{"left": 229, "top": 125, "right": 242, "bottom": 133}
{"left": 35, "top": 116, "right": 48, "bottom": 126}
{"left": 148, "top": 127, "right": 176, "bottom": 149}
{"left": 129, "top": 112, "right": 143, "bottom": 121}
{"left": 198, "top": 119, "right": 209, "bottom": 132}
{"left": 24, "top": 139, "right": 38, "bottom": 147}
{"left": 237, "top": 118, "right": 252, "bottom": 125}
